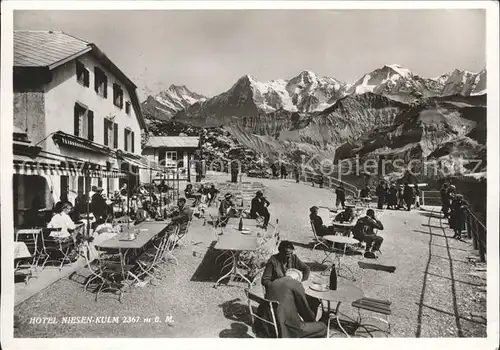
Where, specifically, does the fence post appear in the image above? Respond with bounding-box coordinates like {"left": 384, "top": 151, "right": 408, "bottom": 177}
{"left": 466, "top": 211, "right": 472, "bottom": 239}
{"left": 472, "top": 217, "right": 478, "bottom": 250}
{"left": 421, "top": 191, "right": 425, "bottom": 207}
{"left": 478, "top": 224, "right": 486, "bottom": 262}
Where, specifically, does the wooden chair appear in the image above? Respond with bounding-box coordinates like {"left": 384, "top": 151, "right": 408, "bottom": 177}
{"left": 245, "top": 289, "right": 280, "bottom": 338}
{"left": 351, "top": 261, "right": 396, "bottom": 337}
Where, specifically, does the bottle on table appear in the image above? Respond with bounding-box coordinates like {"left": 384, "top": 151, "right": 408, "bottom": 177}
{"left": 329, "top": 264, "right": 338, "bottom": 290}
{"left": 238, "top": 217, "right": 243, "bottom": 231}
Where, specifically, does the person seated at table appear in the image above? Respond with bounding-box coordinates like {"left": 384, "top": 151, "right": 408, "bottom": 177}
{"left": 217, "top": 193, "right": 235, "bottom": 227}
{"left": 134, "top": 201, "right": 150, "bottom": 225}
{"left": 334, "top": 207, "right": 355, "bottom": 223}
{"left": 360, "top": 185, "right": 371, "bottom": 204}
{"left": 262, "top": 241, "right": 310, "bottom": 292}
{"left": 351, "top": 209, "right": 384, "bottom": 259}
{"left": 309, "top": 206, "right": 334, "bottom": 237}
{"left": 250, "top": 191, "right": 271, "bottom": 229}
{"left": 207, "top": 184, "right": 219, "bottom": 206}
{"left": 164, "top": 197, "right": 193, "bottom": 236}
{"left": 184, "top": 184, "right": 195, "bottom": 198}
{"left": 47, "top": 203, "right": 76, "bottom": 241}
{"left": 255, "top": 268, "right": 327, "bottom": 338}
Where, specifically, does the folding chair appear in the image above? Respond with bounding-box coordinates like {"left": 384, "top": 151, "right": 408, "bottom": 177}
{"left": 81, "top": 243, "right": 135, "bottom": 303}
{"left": 135, "top": 233, "right": 170, "bottom": 283}
{"left": 245, "top": 289, "right": 280, "bottom": 338}
{"left": 40, "top": 228, "right": 77, "bottom": 271}
{"left": 15, "top": 228, "right": 43, "bottom": 276}
{"left": 351, "top": 261, "right": 396, "bottom": 337}
{"left": 310, "top": 221, "right": 329, "bottom": 251}
{"left": 174, "top": 217, "right": 192, "bottom": 247}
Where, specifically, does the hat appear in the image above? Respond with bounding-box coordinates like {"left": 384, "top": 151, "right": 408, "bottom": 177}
{"left": 309, "top": 206, "right": 319, "bottom": 213}
{"left": 224, "top": 193, "right": 232, "bottom": 199}
{"left": 256, "top": 190, "right": 263, "bottom": 196}
{"left": 278, "top": 240, "right": 294, "bottom": 251}
{"left": 96, "top": 187, "right": 104, "bottom": 192}
{"left": 91, "top": 186, "right": 98, "bottom": 191}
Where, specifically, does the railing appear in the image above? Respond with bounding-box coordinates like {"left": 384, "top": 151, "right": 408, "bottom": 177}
{"left": 298, "top": 169, "right": 360, "bottom": 198}
{"left": 465, "top": 208, "right": 486, "bottom": 263}
{"left": 422, "top": 190, "right": 486, "bottom": 263}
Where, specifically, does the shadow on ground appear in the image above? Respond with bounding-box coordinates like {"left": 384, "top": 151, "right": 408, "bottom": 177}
{"left": 190, "top": 241, "right": 227, "bottom": 282}
{"left": 218, "top": 298, "right": 253, "bottom": 338}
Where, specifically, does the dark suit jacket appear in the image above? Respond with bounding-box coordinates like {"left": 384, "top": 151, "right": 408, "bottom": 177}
{"left": 171, "top": 205, "right": 193, "bottom": 233}
{"left": 255, "top": 277, "right": 316, "bottom": 338}
{"left": 261, "top": 254, "right": 310, "bottom": 290}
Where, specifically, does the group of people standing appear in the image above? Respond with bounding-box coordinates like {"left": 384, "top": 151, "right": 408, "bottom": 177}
{"left": 440, "top": 183, "right": 469, "bottom": 239}
{"left": 374, "top": 181, "right": 420, "bottom": 211}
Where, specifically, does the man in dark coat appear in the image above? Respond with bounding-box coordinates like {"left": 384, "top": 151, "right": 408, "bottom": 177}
{"left": 440, "top": 183, "right": 450, "bottom": 217}
{"left": 335, "top": 184, "right": 346, "bottom": 210}
{"left": 449, "top": 194, "right": 468, "bottom": 239}
{"left": 217, "top": 193, "right": 234, "bottom": 226}
{"left": 352, "top": 209, "right": 384, "bottom": 259}
{"left": 230, "top": 161, "right": 239, "bottom": 183}
{"left": 91, "top": 188, "right": 107, "bottom": 223}
{"left": 255, "top": 269, "right": 327, "bottom": 338}
{"left": 388, "top": 184, "right": 398, "bottom": 209}
{"left": 280, "top": 164, "right": 287, "bottom": 179}
{"left": 250, "top": 190, "right": 271, "bottom": 229}
{"left": 261, "top": 241, "right": 310, "bottom": 292}
{"left": 309, "top": 206, "right": 333, "bottom": 237}
{"left": 293, "top": 166, "right": 300, "bottom": 183}
{"left": 375, "top": 181, "right": 386, "bottom": 209}
{"left": 403, "top": 182, "right": 414, "bottom": 211}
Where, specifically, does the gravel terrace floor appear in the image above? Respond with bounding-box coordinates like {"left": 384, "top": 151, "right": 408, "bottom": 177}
{"left": 14, "top": 176, "right": 487, "bottom": 338}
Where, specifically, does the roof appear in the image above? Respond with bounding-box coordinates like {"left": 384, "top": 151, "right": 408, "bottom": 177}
{"left": 144, "top": 136, "right": 200, "bottom": 149}
{"left": 14, "top": 31, "right": 92, "bottom": 68}
{"left": 13, "top": 30, "right": 147, "bottom": 131}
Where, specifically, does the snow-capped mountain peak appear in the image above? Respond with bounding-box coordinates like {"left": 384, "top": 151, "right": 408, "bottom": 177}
{"left": 141, "top": 84, "right": 207, "bottom": 121}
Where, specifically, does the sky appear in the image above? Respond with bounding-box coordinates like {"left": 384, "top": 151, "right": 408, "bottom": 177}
{"left": 13, "top": 9, "right": 486, "bottom": 100}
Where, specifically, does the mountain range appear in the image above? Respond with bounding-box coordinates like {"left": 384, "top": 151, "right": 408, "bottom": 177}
{"left": 141, "top": 64, "right": 487, "bottom": 178}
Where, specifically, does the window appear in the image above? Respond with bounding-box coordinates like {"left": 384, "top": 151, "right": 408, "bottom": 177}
{"left": 73, "top": 103, "right": 94, "bottom": 141}
{"left": 94, "top": 67, "right": 108, "bottom": 98}
{"left": 125, "top": 101, "right": 131, "bottom": 115}
{"left": 76, "top": 61, "right": 89, "bottom": 87}
{"left": 103, "top": 118, "right": 118, "bottom": 148}
{"left": 124, "top": 128, "right": 135, "bottom": 152}
{"left": 113, "top": 83, "right": 124, "bottom": 109}
{"left": 166, "top": 151, "right": 177, "bottom": 167}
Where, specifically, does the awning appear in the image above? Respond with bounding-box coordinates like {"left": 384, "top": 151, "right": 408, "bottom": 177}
{"left": 52, "top": 131, "right": 111, "bottom": 155}
{"left": 14, "top": 161, "right": 127, "bottom": 178}
{"left": 118, "top": 150, "right": 163, "bottom": 172}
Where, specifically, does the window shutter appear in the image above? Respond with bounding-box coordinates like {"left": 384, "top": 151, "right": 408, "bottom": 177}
{"left": 124, "top": 129, "right": 128, "bottom": 151}
{"left": 87, "top": 110, "right": 94, "bottom": 141}
{"left": 131, "top": 132, "right": 135, "bottom": 153}
{"left": 74, "top": 103, "right": 80, "bottom": 136}
{"left": 103, "top": 119, "right": 108, "bottom": 146}
{"left": 113, "top": 123, "right": 118, "bottom": 149}
{"left": 104, "top": 76, "right": 108, "bottom": 98}
{"left": 94, "top": 68, "right": 99, "bottom": 94}
{"left": 84, "top": 70, "right": 89, "bottom": 87}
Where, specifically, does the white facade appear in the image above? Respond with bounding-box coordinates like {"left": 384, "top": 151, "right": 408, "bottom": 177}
{"left": 14, "top": 52, "right": 144, "bottom": 212}
{"left": 44, "top": 53, "right": 142, "bottom": 155}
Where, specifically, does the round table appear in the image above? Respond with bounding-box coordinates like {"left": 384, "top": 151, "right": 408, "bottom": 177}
{"left": 303, "top": 276, "right": 363, "bottom": 337}
{"left": 321, "top": 235, "right": 360, "bottom": 282}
